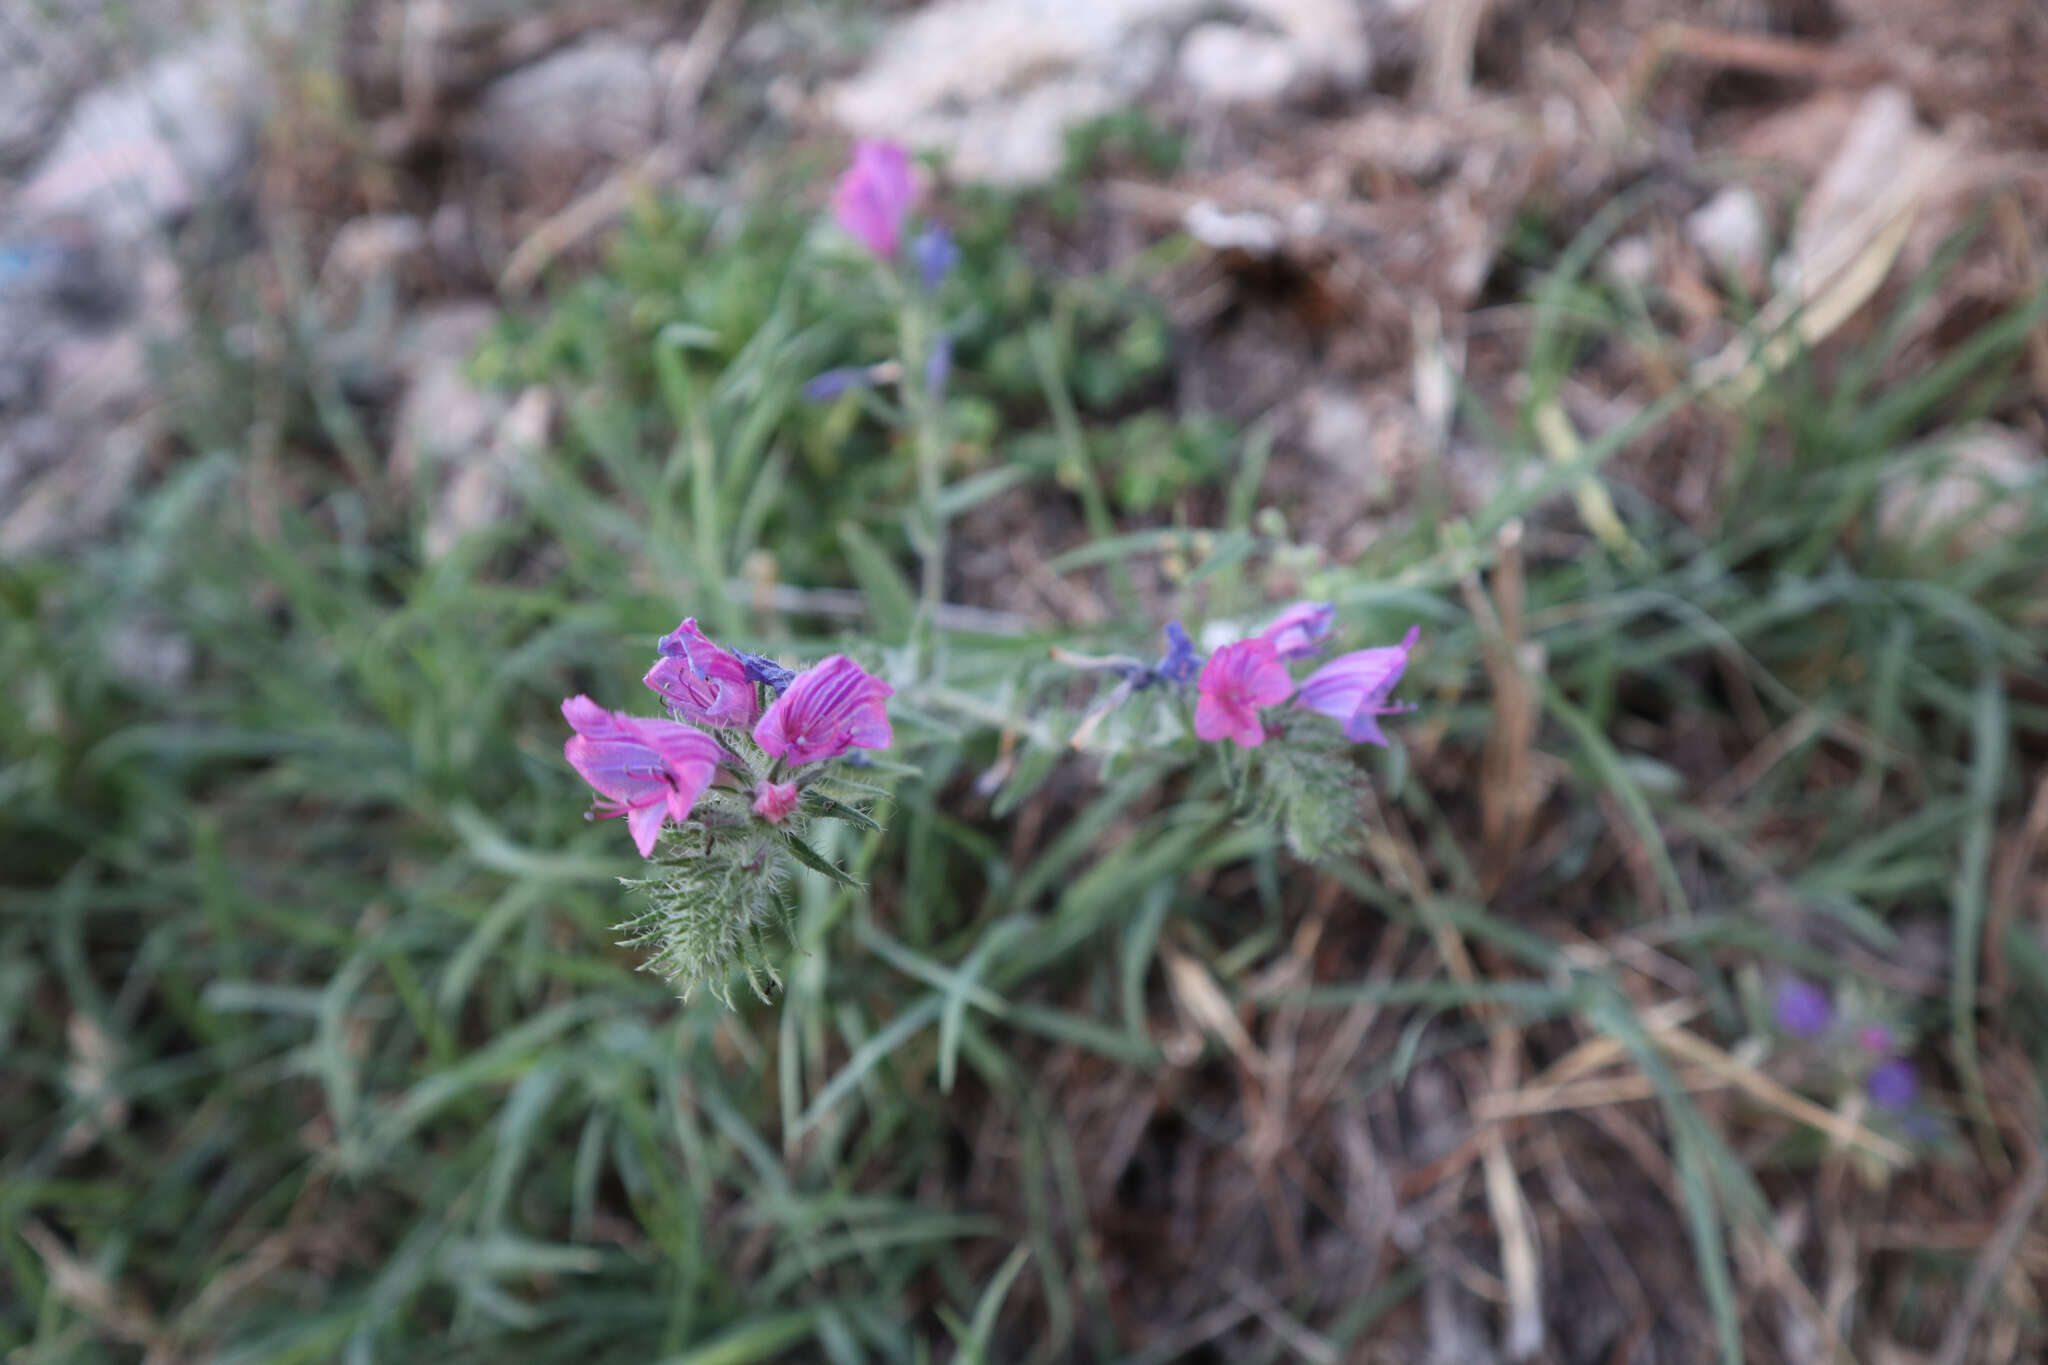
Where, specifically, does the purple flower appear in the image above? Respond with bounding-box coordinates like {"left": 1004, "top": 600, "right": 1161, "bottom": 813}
{"left": 736, "top": 651, "right": 797, "bottom": 694}
{"left": 562, "top": 696, "right": 727, "bottom": 858}
{"left": 912, "top": 224, "right": 958, "bottom": 289}
{"left": 1773, "top": 977, "right": 1834, "bottom": 1038}
{"left": 645, "top": 617, "right": 758, "bottom": 729}
{"left": 803, "top": 365, "right": 878, "bottom": 403}
{"left": 1867, "top": 1058, "right": 1918, "bottom": 1111}
{"left": 1294, "top": 626, "right": 1420, "bottom": 746}
{"left": 754, "top": 654, "right": 895, "bottom": 767}
{"left": 752, "top": 779, "right": 800, "bottom": 825}
{"left": 1258, "top": 601, "right": 1335, "bottom": 660}
{"left": 1194, "top": 638, "right": 1294, "bottom": 748}
{"left": 1153, "top": 621, "right": 1202, "bottom": 686}
{"left": 831, "top": 140, "right": 915, "bottom": 261}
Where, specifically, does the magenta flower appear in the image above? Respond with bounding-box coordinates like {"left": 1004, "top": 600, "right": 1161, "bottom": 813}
{"left": 645, "top": 617, "right": 758, "bottom": 729}
{"left": 1258, "top": 601, "right": 1335, "bottom": 660}
{"left": 1194, "top": 638, "right": 1294, "bottom": 748}
{"left": 754, "top": 654, "right": 895, "bottom": 767}
{"left": 1294, "top": 626, "right": 1420, "bottom": 746}
{"left": 1856, "top": 1024, "right": 1895, "bottom": 1055}
{"left": 562, "top": 695, "right": 727, "bottom": 857}
{"left": 831, "top": 140, "right": 915, "bottom": 261}
{"left": 752, "top": 779, "right": 800, "bottom": 825}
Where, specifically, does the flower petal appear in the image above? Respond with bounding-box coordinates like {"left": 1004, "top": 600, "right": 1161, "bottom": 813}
{"left": 627, "top": 801, "right": 666, "bottom": 858}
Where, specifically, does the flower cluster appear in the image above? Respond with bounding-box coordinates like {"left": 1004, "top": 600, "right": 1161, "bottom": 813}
{"left": 1772, "top": 975, "right": 1929, "bottom": 1122}
{"left": 562, "top": 618, "right": 894, "bottom": 999}
{"left": 1070, "top": 601, "right": 1419, "bottom": 751}
{"left": 1060, "top": 603, "right": 1419, "bottom": 861}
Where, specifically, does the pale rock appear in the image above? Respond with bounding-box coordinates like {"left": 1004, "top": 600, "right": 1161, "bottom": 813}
{"left": 105, "top": 614, "right": 196, "bottom": 691}
{"left": 1302, "top": 385, "right": 1374, "bottom": 473}
{"left": 18, "top": 33, "right": 267, "bottom": 242}
{"left": 1245, "top": 0, "right": 1370, "bottom": 88}
{"left": 1875, "top": 423, "right": 2040, "bottom": 558}
{"left": 1602, "top": 234, "right": 1658, "bottom": 289}
{"left": 321, "top": 214, "right": 428, "bottom": 295}
{"left": 1179, "top": 23, "right": 1300, "bottom": 107}
{"left": 425, "top": 386, "right": 550, "bottom": 560}
{"left": 388, "top": 302, "right": 547, "bottom": 557}
{"left": 1184, "top": 201, "right": 1283, "bottom": 254}
{"left": 390, "top": 303, "right": 505, "bottom": 489}
{"left": 1686, "top": 185, "right": 1768, "bottom": 276}
{"left": 467, "top": 36, "right": 661, "bottom": 193}
{"left": 828, "top": 0, "right": 1367, "bottom": 183}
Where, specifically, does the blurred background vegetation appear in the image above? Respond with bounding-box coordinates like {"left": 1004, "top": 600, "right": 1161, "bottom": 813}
{"left": 5, "top": 0, "right": 2048, "bottom": 1361}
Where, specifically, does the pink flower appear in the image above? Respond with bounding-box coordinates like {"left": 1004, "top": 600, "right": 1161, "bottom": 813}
{"left": 562, "top": 696, "right": 727, "bottom": 857}
{"left": 753, "top": 655, "right": 894, "bottom": 767}
{"left": 645, "top": 617, "right": 757, "bottom": 729}
{"left": 1295, "top": 626, "right": 1420, "bottom": 746}
{"left": 1857, "top": 1024, "right": 1895, "bottom": 1055}
{"left": 1258, "top": 601, "right": 1335, "bottom": 660}
{"left": 752, "top": 780, "right": 801, "bottom": 824}
{"left": 831, "top": 140, "right": 915, "bottom": 260}
{"left": 1194, "top": 638, "right": 1294, "bottom": 748}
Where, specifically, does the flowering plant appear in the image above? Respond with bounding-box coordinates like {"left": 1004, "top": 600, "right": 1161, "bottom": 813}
{"left": 1058, "top": 603, "right": 1421, "bottom": 861}
{"left": 565, "top": 617, "right": 896, "bottom": 1002}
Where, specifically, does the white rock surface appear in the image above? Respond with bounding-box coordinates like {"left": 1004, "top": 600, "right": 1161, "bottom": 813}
{"left": 828, "top": 0, "right": 1369, "bottom": 183}
{"left": 18, "top": 33, "right": 267, "bottom": 242}
{"left": 1686, "top": 185, "right": 1768, "bottom": 275}
{"left": 467, "top": 36, "right": 663, "bottom": 187}
{"left": 1179, "top": 24, "right": 1299, "bottom": 108}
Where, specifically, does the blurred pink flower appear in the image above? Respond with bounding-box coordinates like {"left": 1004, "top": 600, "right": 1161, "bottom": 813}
{"left": 1257, "top": 601, "right": 1335, "bottom": 660}
{"left": 1294, "top": 626, "right": 1420, "bottom": 746}
{"left": 831, "top": 140, "right": 915, "bottom": 260}
{"left": 1194, "top": 638, "right": 1293, "bottom": 748}
{"left": 562, "top": 695, "right": 727, "bottom": 857}
{"left": 752, "top": 779, "right": 801, "bottom": 824}
{"left": 754, "top": 655, "right": 895, "bottom": 766}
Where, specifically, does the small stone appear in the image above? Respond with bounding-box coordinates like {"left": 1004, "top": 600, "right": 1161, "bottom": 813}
{"left": 1179, "top": 23, "right": 1300, "bottom": 107}
{"left": 321, "top": 215, "right": 428, "bottom": 295}
{"left": 1183, "top": 201, "right": 1283, "bottom": 254}
{"left": 826, "top": 0, "right": 1193, "bottom": 185}
{"left": 467, "top": 36, "right": 661, "bottom": 199}
{"left": 1602, "top": 234, "right": 1658, "bottom": 289}
{"left": 1875, "top": 423, "right": 2039, "bottom": 558}
{"left": 1302, "top": 385, "right": 1373, "bottom": 471}
{"left": 105, "top": 615, "right": 196, "bottom": 691}
{"left": 1686, "top": 186, "right": 1769, "bottom": 276}
{"left": 19, "top": 33, "right": 267, "bottom": 243}
{"left": 390, "top": 303, "right": 505, "bottom": 489}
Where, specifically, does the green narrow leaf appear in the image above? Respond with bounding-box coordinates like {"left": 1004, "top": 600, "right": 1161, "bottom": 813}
{"left": 1541, "top": 680, "right": 1691, "bottom": 919}
{"left": 658, "top": 1310, "right": 821, "bottom": 1365}
{"left": 838, "top": 521, "right": 918, "bottom": 644}
{"left": 1952, "top": 660, "right": 2007, "bottom": 1135}
{"left": 782, "top": 832, "right": 867, "bottom": 891}
{"left": 955, "top": 1246, "right": 1033, "bottom": 1365}
{"left": 804, "top": 791, "right": 883, "bottom": 832}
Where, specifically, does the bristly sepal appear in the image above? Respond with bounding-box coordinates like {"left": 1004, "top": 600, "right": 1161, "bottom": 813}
{"left": 1250, "top": 718, "right": 1371, "bottom": 864}
{"left": 614, "top": 826, "right": 794, "bottom": 1005}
